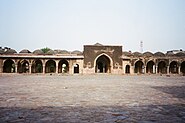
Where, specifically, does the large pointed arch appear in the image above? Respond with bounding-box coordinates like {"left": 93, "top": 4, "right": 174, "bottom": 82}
{"left": 146, "top": 60, "right": 155, "bottom": 74}
{"left": 169, "top": 61, "right": 178, "bottom": 74}
{"left": 94, "top": 53, "right": 113, "bottom": 73}
{"left": 17, "top": 60, "right": 30, "bottom": 73}
{"left": 3, "top": 59, "right": 15, "bottom": 73}
{"left": 31, "top": 59, "right": 43, "bottom": 73}
{"left": 134, "top": 60, "right": 144, "bottom": 74}
{"left": 45, "top": 60, "right": 56, "bottom": 73}
{"left": 58, "top": 59, "right": 69, "bottom": 73}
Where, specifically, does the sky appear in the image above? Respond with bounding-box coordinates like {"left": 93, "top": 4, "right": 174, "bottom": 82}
{"left": 0, "top": 0, "right": 185, "bottom": 53}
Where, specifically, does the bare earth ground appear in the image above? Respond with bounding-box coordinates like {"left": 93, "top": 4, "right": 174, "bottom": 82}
{"left": 0, "top": 74, "right": 185, "bottom": 123}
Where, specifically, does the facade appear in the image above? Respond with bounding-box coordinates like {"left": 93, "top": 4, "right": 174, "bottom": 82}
{"left": 0, "top": 43, "right": 185, "bottom": 75}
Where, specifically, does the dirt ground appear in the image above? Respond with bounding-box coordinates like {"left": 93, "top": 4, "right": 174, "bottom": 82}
{"left": 0, "top": 74, "right": 185, "bottom": 123}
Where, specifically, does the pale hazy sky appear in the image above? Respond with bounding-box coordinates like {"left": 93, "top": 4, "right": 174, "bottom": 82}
{"left": 0, "top": 0, "right": 185, "bottom": 53}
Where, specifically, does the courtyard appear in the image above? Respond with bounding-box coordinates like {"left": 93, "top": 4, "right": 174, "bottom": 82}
{"left": 0, "top": 74, "right": 185, "bottom": 123}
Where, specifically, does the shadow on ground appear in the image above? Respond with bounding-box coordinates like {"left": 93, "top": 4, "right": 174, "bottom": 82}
{"left": 152, "top": 85, "right": 185, "bottom": 99}
{"left": 0, "top": 104, "right": 185, "bottom": 123}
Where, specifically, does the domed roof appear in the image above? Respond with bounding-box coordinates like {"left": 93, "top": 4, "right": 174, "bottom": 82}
{"left": 166, "top": 52, "right": 174, "bottom": 56}
{"left": 0, "top": 49, "right": 4, "bottom": 54}
{"left": 154, "top": 52, "right": 165, "bottom": 57}
{"left": 122, "top": 51, "right": 133, "bottom": 56}
{"left": 19, "top": 49, "right": 31, "bottom": 53}
{"left": 33, "top": 49, "right": 44, "bottom": 54}
{"left": 143, "top": 52, "right": 153, "bottom": 57}
{"left": 46, "top": 49, "right": 55, "bottom": 55}
{"left": 94, "top": 43, "right": 103, "bottom": 46}
{"left": 175, "top": 52, "right": 185, "bottom": 57}
{"left": 4, "top": 49, "right": 17, "bottom": 54}
{"left": 133, "top": 52, "right": 143, "bottom": 57}
{"left": 56, "top": 50, "right": 70, "bottom": 54}
{"left": 71, "top": 50, "right": 83, "bottom": 55}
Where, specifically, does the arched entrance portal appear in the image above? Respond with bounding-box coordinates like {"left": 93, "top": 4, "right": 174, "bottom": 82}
{"left": 181, "top": 61, "right": 185, "bottom": 74}
{"left": 45, "top": 60, "right": 56, "bottom": 73}
{"left": 169, "top": 61, "right": 178, "bottom": 74}
{"left": 32, "top": 60, "right": 43, "bottom": 73}
{"left": 3, "top": 59, "right": 15, "bottom": 73}
{"left": 18, "top": 60, "right": 29, "bottom": 73}
{"left": 134, "top": 61, "right": 144, "bottom": 74}
{"left": 74, "top": 64, "right": 79, "bottom": 74}
{"left": 58, "top": 60, "right": 69, "bottom": 73}
{"left": 146, "top": 61, "right": 155, "bottom": 74}
{"left": 95, "top": 55, "right": 111, "bottom": 73}
{"left": 125, "top": 65, "right": 130, "bottom": 74}
{"left": 158, "top": 61, "right": 167, "bottom": 74}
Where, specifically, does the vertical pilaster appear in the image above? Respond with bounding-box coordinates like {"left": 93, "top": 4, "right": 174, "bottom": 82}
{"left": 155, "top": 66, "right": 158, "bottom": 74}
{"left": 178, "top": 66, "right": 181, "bottom": 75}
{"left": 167, "top": 66, "right": 170, "bottom": 74}
{"left": 29, "top": 64, "right": 32, "bottom": 74}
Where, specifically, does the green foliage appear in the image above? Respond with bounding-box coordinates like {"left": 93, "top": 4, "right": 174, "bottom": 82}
{"left": 41, "top": 47, "right": 51, "bottom": 53}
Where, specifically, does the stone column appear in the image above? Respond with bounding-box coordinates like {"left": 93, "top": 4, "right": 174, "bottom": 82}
{"left": 55, "top": 60, "right": 59, "bottom": 74}
{"left": 42, "top": 60, "right": 46, "bottom": 74}
{"left": 178, "top": 66, "right": 181, "bottom": 75}
{"left": 15, "top": 64, "right": 18, "bottom": 73}
{"left": 155, "top": 66, "right": 158, "bottom": 74}
{"left": 167, "top": 66, "right": 170, "bottom": 74}
{"left": 29, "top": 64, "right": 32, "bottom": 74}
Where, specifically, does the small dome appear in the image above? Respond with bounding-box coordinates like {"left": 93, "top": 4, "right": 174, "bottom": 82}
{"left": 4, "top": 49, "right": 17, "bottom": 54}
{"left": 46, "top": 49, "right": 55, "bottom": 55}
{"left": 19, "top": 49, "right": 31, "bottom": 53}
{"left": 0, "top": 49, "right": 4, "bottom": 54}
{"left": 55, "top": 49, "right": 72, "bottom": 54}
{"left": 122, "top": 51, "right": 133, "bottom": 56}
{"left": 154, "top": 52, "right": 165, "bottom": 57}
{"left": 166, "top": 52, "right": 174, "bottom": 56}
{"left": 175, "top": 52, "right": 185, "bottom": 57}
{"left": 71, "top": 50, "right": 83, "bottom": 55}
{"left": 143, "top": 52, "right": 153, "bottom": 57}
{"left": 94, "top": 43, "right": 103, "bottom": 46}
{"left": 133, "top": 52, "right": 142, "bottom": 57}
{"left": 33, "top": 49, "right": 44, "bottom": 55}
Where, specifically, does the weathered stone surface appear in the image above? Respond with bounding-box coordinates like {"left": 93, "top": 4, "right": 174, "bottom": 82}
{"left": 0, "top": 74, "right": 185, "bottom": 123}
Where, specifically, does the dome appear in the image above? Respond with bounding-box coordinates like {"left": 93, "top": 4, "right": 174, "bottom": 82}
{"left": 46, "top": 49, "right": 55, "bottom": 55}
{"left": 71, "top": 50, "right": 83, "bottom": 55}
{"left": 54, "top": 49, "right": 71, "bottom": 54}
{"left": 94, "top": 43, "right": 103, "bottom": 46}
{"left": 154, "top": 52, "right": 165, "bottom": 57}
{"left": 133, "top": 52, "right": 142, "bottom": 57}
{"left": 122, "top": 51, "right": 133, "bottom": 56}
{"left": 0, "top": 49, "right": 4, "bottom": 54}
{"left": 175, "top": 52, "right": 185, "bottom": 57}
{"left": 166, "top": 52, "right": 174, "bottom": 56}
{"left": 33, "top": 49, "right": 44, "bottom": 55}
{"left": 4, "top": 49, "right": 17, "bottom": 54}
{"left": 143, "top": 52, "right": 153, "bottom": 57}
{"left": 19, "top": 49, "right": 31, "bottom": 53}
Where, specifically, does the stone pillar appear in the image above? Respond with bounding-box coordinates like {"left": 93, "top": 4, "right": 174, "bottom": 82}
{"left": 144, "top": 66, "right": 146, "bottom": 74}
{"left": 15, "top": 64, "right": 18, "bottom": 73}
{"left": 178, "top": 66, "right": 181, "bottom": 75}
{"left": 130, "top": 66, "right": 134, "bottom": 74}
{"left": 167, "top": 66, "right": 170, "bottom": 74}
{"left": 42, "top": 61, "right": 46, "bottom": 74}
{"left": 153, "top": 65, "right": 155, "bottom": 74}
{"left": 69, "top": 60, "right": 73, "bottom": 74}
{"left": 29, "top": 64, "right": 32, "bottom": 74}
{"left": 155, "top": 66, "right": 158, "bottom": 74}
{"left": 55, "top": 60, "right": 59, "bottom": 74}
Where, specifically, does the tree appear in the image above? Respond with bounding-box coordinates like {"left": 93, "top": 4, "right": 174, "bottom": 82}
{"left": 41, "top": 47, "right": 51, "bottom": 53}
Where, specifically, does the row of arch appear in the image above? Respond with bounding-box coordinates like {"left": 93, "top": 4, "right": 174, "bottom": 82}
{"left": 3, "top": 59, "right": 80, "bottom": 74}
{"left": 125, "top": 60, "right": 185, "bottom": 74}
